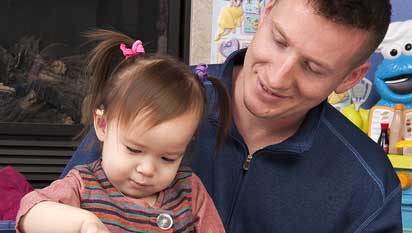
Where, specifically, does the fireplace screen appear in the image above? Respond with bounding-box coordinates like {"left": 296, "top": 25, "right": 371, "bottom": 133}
{"left": 0, "top": 0, "right": 174, "bottom": 125}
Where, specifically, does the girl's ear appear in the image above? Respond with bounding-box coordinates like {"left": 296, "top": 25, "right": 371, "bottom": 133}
{"left": 93, "top": 110, "right": 107, "bottom": 142}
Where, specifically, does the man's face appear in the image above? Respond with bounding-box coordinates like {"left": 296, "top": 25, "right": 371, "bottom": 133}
{"left": 238, "top": 0, "right": 369, "bottom": 121}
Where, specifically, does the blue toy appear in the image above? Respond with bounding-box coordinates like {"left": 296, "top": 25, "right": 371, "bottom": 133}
{"left": 374, "top": 20, "right": 412, "bottom": 109}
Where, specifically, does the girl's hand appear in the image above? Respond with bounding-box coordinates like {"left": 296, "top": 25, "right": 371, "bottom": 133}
{"left": 80, "top": 218, "right": 111, "bottom": 233}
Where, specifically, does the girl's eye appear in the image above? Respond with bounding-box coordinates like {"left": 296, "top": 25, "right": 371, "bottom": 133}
{"left": 126, "top": 146, "right": 142, "bottom": 154}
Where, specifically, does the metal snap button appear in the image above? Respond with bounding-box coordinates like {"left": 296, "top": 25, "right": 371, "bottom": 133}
{"left": 156, "top": 213, "right": 173, "bottom": 230}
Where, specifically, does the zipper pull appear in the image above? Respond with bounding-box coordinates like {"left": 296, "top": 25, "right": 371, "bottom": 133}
{"left": 243, "top": 154, "right": 253, "bottom": 171}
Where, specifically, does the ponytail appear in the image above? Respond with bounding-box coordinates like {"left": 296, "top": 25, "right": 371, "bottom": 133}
{"left": 194, "top": 64, "right": 231, "bottom": 150}
{"left": 207, "top": 76, "right": 232, "bottom": 149}
{"left": 82, "top": 29, "right": 134, "bottom": 126}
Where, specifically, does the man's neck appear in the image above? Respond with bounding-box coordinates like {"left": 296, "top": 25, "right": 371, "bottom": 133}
{"left": 234, "top": 105, "right": 305, "bottom": 154}
{"left": 232, "top": 66, "right": 306, "bottom": 154}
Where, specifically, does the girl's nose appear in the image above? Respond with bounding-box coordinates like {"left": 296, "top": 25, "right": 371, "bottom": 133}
{"left": 136, "top": 158, "right": 155, "bottom": 178}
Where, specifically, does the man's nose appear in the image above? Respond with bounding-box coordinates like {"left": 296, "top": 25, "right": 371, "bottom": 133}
{"left": 266, "top": 54, "right": 297, "bottom": 89}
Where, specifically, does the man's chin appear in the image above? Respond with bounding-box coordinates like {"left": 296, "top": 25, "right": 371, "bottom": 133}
{"left": 244, "top": 101, "right": 281, "bottom": 119}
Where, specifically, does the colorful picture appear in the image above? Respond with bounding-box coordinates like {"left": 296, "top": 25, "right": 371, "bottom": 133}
{"left": 242, "top": 13, "right": 260, "bottom": 33}
{"left": 210, "top": 0, "right": 268, "bottom": 63}
{"left": 243, "top": 0, "right": 264, "bottom": 14}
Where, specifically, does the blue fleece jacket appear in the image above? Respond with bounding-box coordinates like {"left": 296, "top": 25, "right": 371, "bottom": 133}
{"left": 63, "top": 49, "right": 402, "bottom": 233}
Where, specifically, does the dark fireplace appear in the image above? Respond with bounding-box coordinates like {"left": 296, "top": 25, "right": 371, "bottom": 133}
{"left": 0, "top": 0, "right": 191, "bottom": 188}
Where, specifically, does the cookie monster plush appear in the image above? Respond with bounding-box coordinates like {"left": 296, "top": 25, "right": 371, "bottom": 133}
{"left": 374, "top": 20, "right": 412, "bottom": 109}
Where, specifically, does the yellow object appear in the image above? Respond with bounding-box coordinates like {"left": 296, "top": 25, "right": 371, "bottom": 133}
{"left": 341, "top": 104, "right": 369, "bottom": 134}
{"left": 388, "top": 154, "right": 412, "bottom": 169}
{"left": 359, "top": 107, "right": 369, "bottom": 134}
{"left": 215, "top": 1, "right": 244, "bottom": 41}
{"left": 251, "top": 19, "right": 259, "bottom": 30}
{"left": 396, "top": 140, "right": 412, "bottom": 155}
{"left": 396, "top": 140, "right": 412, "bottom": 148}
{"left": 328, "top": 91, "right": 348, "bottom": 104}
{"left": 254, "top": 2, "right": 260, "bottom": 9}
{"left": 397, "top": 171, "right": 412, "bottom": 189}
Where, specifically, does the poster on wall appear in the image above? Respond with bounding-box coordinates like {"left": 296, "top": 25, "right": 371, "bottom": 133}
{"left": 210, "top": 0, "right": 268, "bottom": 64}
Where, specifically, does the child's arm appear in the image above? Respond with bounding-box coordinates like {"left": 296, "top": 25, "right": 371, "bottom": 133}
{"left": 17, "top": 169, "right": 109, "bottom": 233}
{"left": 19, "top": 201, "right": 109, "bottom": 233}
{"left": 191, "top": 173, "right": 226, "bottom": 233}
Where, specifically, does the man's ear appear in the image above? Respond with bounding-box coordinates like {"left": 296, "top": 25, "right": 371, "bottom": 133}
{"left": 335, "top": 62, "right": 370, "bottom": 94}
{"left": 93, "top": 112, "right": 107, "bottom": 142}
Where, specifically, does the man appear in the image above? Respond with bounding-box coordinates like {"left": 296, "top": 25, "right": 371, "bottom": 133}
{"left": 64, "top": 0, "right": 402, "bottom": 232}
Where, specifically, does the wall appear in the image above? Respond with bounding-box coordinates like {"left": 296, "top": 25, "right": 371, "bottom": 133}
{"left": 189, "top": 0, "right": 213, "bottom": 65}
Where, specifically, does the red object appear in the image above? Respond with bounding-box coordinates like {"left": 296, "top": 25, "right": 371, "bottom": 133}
{"left": 0, "top": 166, "right": 33, "bottom": 220}
{"left": 378, "top": 122, "right": 390, "bottom": 154}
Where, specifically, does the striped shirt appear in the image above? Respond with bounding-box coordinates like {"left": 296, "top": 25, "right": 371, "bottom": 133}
{"left": 17, "top": 160, "right": 224, "bottom": 233}
{"left": 78, "top": 160, "right": 194, "bottom": 232}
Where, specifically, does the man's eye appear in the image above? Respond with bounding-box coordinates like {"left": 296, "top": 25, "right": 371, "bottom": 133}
{"left": 303, "top": 61, "right": 322, "bottom": 75}
{"left": 272, "top": 32, "right": 286, "bottom": 47}
{"left": 162, "top": 156, "right": 176, "bottom": 162}
{"left": 126, "top": 146, "right": 142, "bottom": 153}
{"left": 274, "top": 39, "right": 287, "bottom": 48}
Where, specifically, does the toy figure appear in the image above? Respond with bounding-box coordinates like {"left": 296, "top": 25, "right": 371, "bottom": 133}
{"left": 215, "top": 0, "right": 244, "bottom": 41}
{"left": 374, "top": 20, "right": 412, "bottom": 109}
{"left": 330, "top": 78, "right": 372, "bottom": 134}
{"left": 368, "top": 20, "right": 412, "bottom": 142}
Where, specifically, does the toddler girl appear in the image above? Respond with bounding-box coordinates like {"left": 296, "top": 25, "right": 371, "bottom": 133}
{"left": 16, "top": 29, "right": 230, "bottom": 233}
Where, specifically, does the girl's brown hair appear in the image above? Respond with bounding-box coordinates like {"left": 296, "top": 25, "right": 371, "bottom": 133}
{"left": 83, "top": 29, "right": 231, "bottom": 148}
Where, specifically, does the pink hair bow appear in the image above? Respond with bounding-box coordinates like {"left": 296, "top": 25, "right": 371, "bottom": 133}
{"left": 120, "top": 40, "right": 145, "bottom": 59}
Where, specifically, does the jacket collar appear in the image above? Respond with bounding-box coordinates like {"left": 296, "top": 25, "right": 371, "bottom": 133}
{"left": 220, "top": 48, "right": 247, "bottom": 91}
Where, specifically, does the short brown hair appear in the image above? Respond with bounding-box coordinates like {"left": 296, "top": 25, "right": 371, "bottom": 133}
{"left": 306, "top": 0, "right": 392, "bottom": 65}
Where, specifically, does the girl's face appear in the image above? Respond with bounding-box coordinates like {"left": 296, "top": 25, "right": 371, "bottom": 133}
{"left": 94, "top": 111, "right": 199, "bottom": 205}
